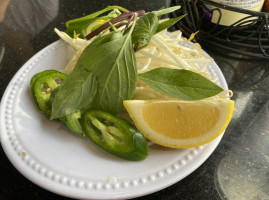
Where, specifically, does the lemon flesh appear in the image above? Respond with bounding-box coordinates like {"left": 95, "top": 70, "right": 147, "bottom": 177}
{"left": 123, "top": 99, "right": 234, "bottom": 148}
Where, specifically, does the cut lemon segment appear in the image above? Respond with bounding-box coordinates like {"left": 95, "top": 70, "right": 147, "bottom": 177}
{"left": 123, "top": 99, "right": 234, "bottom": 148}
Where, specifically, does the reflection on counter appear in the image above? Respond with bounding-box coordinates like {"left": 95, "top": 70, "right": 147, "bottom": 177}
{"left": 0, "top": 0, "right": 59, "bottom": 98}
{"left": 0, "top": 0, "right": 59, "bottom": 36}
{"left": 215, "top": 101, "right": 269, "bottom": 200}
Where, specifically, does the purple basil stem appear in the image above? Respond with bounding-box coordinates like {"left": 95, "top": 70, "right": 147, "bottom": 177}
{"left": 85, "top": 10, "right": 145, "bottom": 40}
{"left": 124, "top": 14, "right": 135, "bottom": 31}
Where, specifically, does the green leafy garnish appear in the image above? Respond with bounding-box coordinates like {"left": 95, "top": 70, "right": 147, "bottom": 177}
{"left": 51, "top": 13, "right": 139, "bottom": 118}
{"left": 51, "top": 69, "right": 97, "bottom": 119}
{"left": 156, "top": 14, "right": 187, "bottom": 33}
{"left": 131, "top": 13, "right": 159, "bottom": 51}
{"left": 152, "top": 6, "right": 181, "bottom": 17}
{"left": 138, "top": 68, "right": 224, "bottom": 100}
{"left": 79, "top": 31, "right": 138, "bottom": 114}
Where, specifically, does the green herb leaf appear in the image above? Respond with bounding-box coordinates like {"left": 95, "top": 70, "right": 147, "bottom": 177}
{"left": 65, "top": 6, "right": 128, "bottom": 38}
{"left": 131, "top": 13, "right": 159, "bottom": 51}
{"left": 152, "top": 6, "right": 181, "bottom": 17}
{"left": 156, "top": 14, "right": 186, "bottom": 33}
{"left": 74, "top": 31, "right": 137, "bottom": 114}
{"left": 138, "top": 68, "right": 224, "bottom": 100}
{"left": 74, "top": 32, "right": 122, "bottom": 71}
{"left": 51, "top": 69, "right": 97, "bottom": 119}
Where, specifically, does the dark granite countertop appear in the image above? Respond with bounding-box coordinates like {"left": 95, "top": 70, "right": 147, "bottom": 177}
{"left": 1, "top": 0, "right": 269, "bottom": 199}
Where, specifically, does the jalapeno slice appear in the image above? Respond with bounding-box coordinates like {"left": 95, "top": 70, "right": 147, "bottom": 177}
{"left": 81, "top": 109, "right": 148, "bottom": 161}
{"left": 31, "top": 70, "right": 67, "bottom": 116}
{"left": 60, "top": 111, "right": 83, "bottom": 135}
{"left": 30, "top": 70, "right": 58, "bottom": 87}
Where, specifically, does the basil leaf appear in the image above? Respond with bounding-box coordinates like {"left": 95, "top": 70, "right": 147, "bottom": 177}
{"left": 74, "top": 32, "right": 122, "bottom": 71}
{"left": 138, "top": 68, "right": 224, "bottom": 100}
{"left": 156, "top": 14, "right": 186, "bottom": 33}
{"left": 132, "top": 13, "right": 159, "bottom": 51}
{"left": 152, "top": 6, "right": 181, "bottom": 17}
{"left": 74, "top": 31, "right": 137, "bottom": 114}
{"left": 65, "top": 6, "right": 127, "bottom": 38}
{"left": 51, "top": 69, "right": 97, "bottom": 119}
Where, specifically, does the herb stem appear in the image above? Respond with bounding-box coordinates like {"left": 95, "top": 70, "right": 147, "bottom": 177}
{"left": 109, "top": 22, "right": 119, "bottom": 32}
{"left": 85, "top": 10, "right": 145, "bottom": 40}
{"left": 125, "top": 13, "right": 138, "bottom": 40}
{"left": 124, "top": 14, "right": 135, "bottom": 32}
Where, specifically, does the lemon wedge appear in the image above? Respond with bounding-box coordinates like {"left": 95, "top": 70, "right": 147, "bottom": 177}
{"left": 123, "top": 99, "right": 234, "bottom": 148}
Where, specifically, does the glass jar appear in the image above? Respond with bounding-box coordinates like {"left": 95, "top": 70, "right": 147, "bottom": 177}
{"left": 204, "top": 0, "right": 265, "bottom": 26}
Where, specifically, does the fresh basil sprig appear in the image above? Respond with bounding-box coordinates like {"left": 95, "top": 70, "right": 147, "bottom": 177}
{"left": 51, "top": 13, "right": 139, "bottom": 118}
{"left": 138, "top": 68, "right": 224, "bottom": 100}
{"left": 77, "top": 31, "right": 138, "bottom": 114}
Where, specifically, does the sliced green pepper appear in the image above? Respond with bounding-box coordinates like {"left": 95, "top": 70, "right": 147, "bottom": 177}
{"left": 30, "top": 70, "right": 58, "bottom": 87}
{"left": 80, "top": 109, "right": 148, "bottom": 161}
{"left": 30, "top": 70, "right": 67, "bottom": 116}
{"left": 60, "top": 111, "right": 83, "bottom": 136}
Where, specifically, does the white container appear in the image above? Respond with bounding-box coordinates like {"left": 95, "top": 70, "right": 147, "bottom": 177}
{"left": 204, "top": 0, "right": 265, "bottom": 26}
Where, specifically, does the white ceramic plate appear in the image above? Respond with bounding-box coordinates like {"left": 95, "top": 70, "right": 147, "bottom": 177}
{"left": 0, "top": 40, "right": 228, "bottom": 200}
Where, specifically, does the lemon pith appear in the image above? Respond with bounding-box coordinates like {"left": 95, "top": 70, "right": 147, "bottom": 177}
{"left": 123, "top": 99, "right": 234, "bottom": 148}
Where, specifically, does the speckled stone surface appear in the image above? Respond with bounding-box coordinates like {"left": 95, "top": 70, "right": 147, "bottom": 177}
{"left": 1, "top": 0, "right": 269, "bottom": 200}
